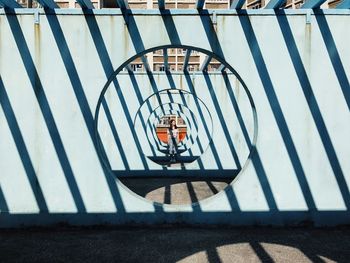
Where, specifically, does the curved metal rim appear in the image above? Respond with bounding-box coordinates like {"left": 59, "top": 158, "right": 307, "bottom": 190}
{"left": 141, "top": 97, "right": 211, "bottom": 156}
{"left": 145, "top": 104, "right": 198, "bottom": 151}
{"left": 94, "top": 44, "right": 258, "bottom": 209}
{"left": 134, "top": 92, "right": 201, "bottom": 151}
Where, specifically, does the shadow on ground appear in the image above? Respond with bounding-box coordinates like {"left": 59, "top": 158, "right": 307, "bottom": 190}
{"left": 0, "top": 226, "right": 349, "bottom": 263}
{"left": 120, "top": 177, "right": 231, "bottom": 204}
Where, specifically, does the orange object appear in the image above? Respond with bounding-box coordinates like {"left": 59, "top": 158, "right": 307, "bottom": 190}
{"left": 155, "top": 115, "right": 187, "bottom": 144}
{"left": 156, "top": 127, "right": 187, "bottom": 144}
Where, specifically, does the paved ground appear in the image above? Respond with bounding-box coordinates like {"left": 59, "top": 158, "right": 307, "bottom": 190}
{"left": 120, "top": 177, "right": 231, "bottom": 204}
{"left": 1, "top": 226, "right": 349, "bottom": 263}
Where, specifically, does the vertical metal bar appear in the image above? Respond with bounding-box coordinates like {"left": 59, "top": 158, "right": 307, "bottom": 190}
{"left": 158, "top": 0, "right": 165, "bottom": 9}
{"left": 301, "top": 0, "right": 327, "bottom": 8}
{"left": 200, "top": 55, "right": 211, "bottom": 71}
{"left": 36, "top": 0, "right": 59, "bottom": 9}
{"left": 116, "top": 0, "right": 129, "bottom": 9}
{"left": 183, "top": 49, "right": 191, "bottom": 71}
{"left": 125, "top": 64, "right": 133, "bottom": 72}
{"left": 195, "top": 0, "right": 205, "bottom": 9}
{"left": 217, "top": 64, "right": 226, "bottom": 72}
{"left": 265, "top": 0, "right": 286, "bottom": 8}
{"left": 336, "top": 0, "right": 350, "bottom": 8}
{"left": 141, "top": 55, "right": 151, "bottom": 72}
{"left": 230, "top": 0, "right": 245, "bottom": 9}
{"left": 77, "top": 0, "right": 94, "bottom": 9}
{"left": 163, "top": 48, "right": 169, "bottom": 71}
{"left": 0, "top": 0, "right": 22, "bottom": 8}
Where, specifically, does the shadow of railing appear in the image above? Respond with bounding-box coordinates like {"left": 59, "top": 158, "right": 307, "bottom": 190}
{"left": 102, "top": 70, "right": 245, "bottom": 177}
{"left": 0, "top": 76, "right": 48, "bottom": 212}
{"left": 275, "top": 10, "right": 350, "bottom": 209}
{"left": 314, "top": 10, "right": 350, "bottom": 111}
{"left": 0, "top": 186, "right": 9, "bottom": 213}
{"left": 1, "top": 226, "right": 349, "bottom": 262}
{"left": 83, "top": 10, "right": 150, "bottom": 172}
{"left": 0, "top": 10, "right": 349, "bottom": 226}
{"left": 44, "top": 11, "right": 127, "bottom": 212}
{"left": 4, "top": 12, "right": 87, "bottom": 213}
{"left": 239, "top": 11, "right": 317, "bottom": 211}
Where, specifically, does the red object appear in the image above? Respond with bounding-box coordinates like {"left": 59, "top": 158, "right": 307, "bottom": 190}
{"left": 156, "top": 127, "right": 187, "bottom": 144}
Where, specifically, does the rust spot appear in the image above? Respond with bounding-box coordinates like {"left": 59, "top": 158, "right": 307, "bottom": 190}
{"left": 34, "top": 19, "right": 41, "bottom": 92}
{"left": 304, "top": 22, "right": 312, "bottom": 74}
{"left": 34, "top": 22, "right": 40, "bottom": 67}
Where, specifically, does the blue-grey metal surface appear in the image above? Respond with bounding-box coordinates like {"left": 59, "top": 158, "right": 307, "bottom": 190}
{"left": 183, "top": 49, "right": 191, "bottom": 71}
{"left": 0, "top": 9, "right": 350, "bottom": 14}
{"left": 141, "top": 55, "right": 151, "bottom": 72}
{"left": 301, "top": 0, "right": 328, "bottom": 8}
{"left": 158, "top": 0, "right": 165, "bottom": 9}
{"left": 0, "top": 0, "right": 22, "bottom": 8}
{"left": 163, "top": 48, "right": 169, "bottom": 70}
{"left": 265, "top": 0, "right": 287, "bottom": 9}
{"left": 116, "top": 0, "right": 129, "bottom": 9}
{"left": 77, "top": 0, "right": 94, "bottom": 9}
{"left": 200, "top": 55, "right": 211, "bottom": 71}
{"left": 195, "top": 0, "right": 205, "bottom": 9}
{"left": 217, "top": 64, "right": 226, "bottom": 72}
{"left": 230, "top": 0, "right": 246, "bottom": 9}
{"left": 36, "top": 0, "right": 59, "bottom": 9}
{"left": 337, "top": 0, "right": 350, "bottom": 8}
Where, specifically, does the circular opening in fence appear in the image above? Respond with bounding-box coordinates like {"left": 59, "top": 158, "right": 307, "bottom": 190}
{"left": 133, "top": 88, "right": 213, "bottom": 167}
{"left": 95, "top": 45, "right": 257, "bottom": 205}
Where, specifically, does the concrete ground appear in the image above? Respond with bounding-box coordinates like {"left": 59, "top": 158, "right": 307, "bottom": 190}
{"left": 120, "top": 177, "right": 231, "bottom": 204}
{"left": 0, "top": 226, "right": 349, "bottom": 263}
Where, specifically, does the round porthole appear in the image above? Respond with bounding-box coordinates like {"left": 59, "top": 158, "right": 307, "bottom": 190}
{"left": 133, "top": 89, "right": 213, "bottom": 166}
{"left": 156, "top": 114, "right": 187, "bottom": 144}
{"left": 95, "top": 45, "right": 257, "bottom": 205}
